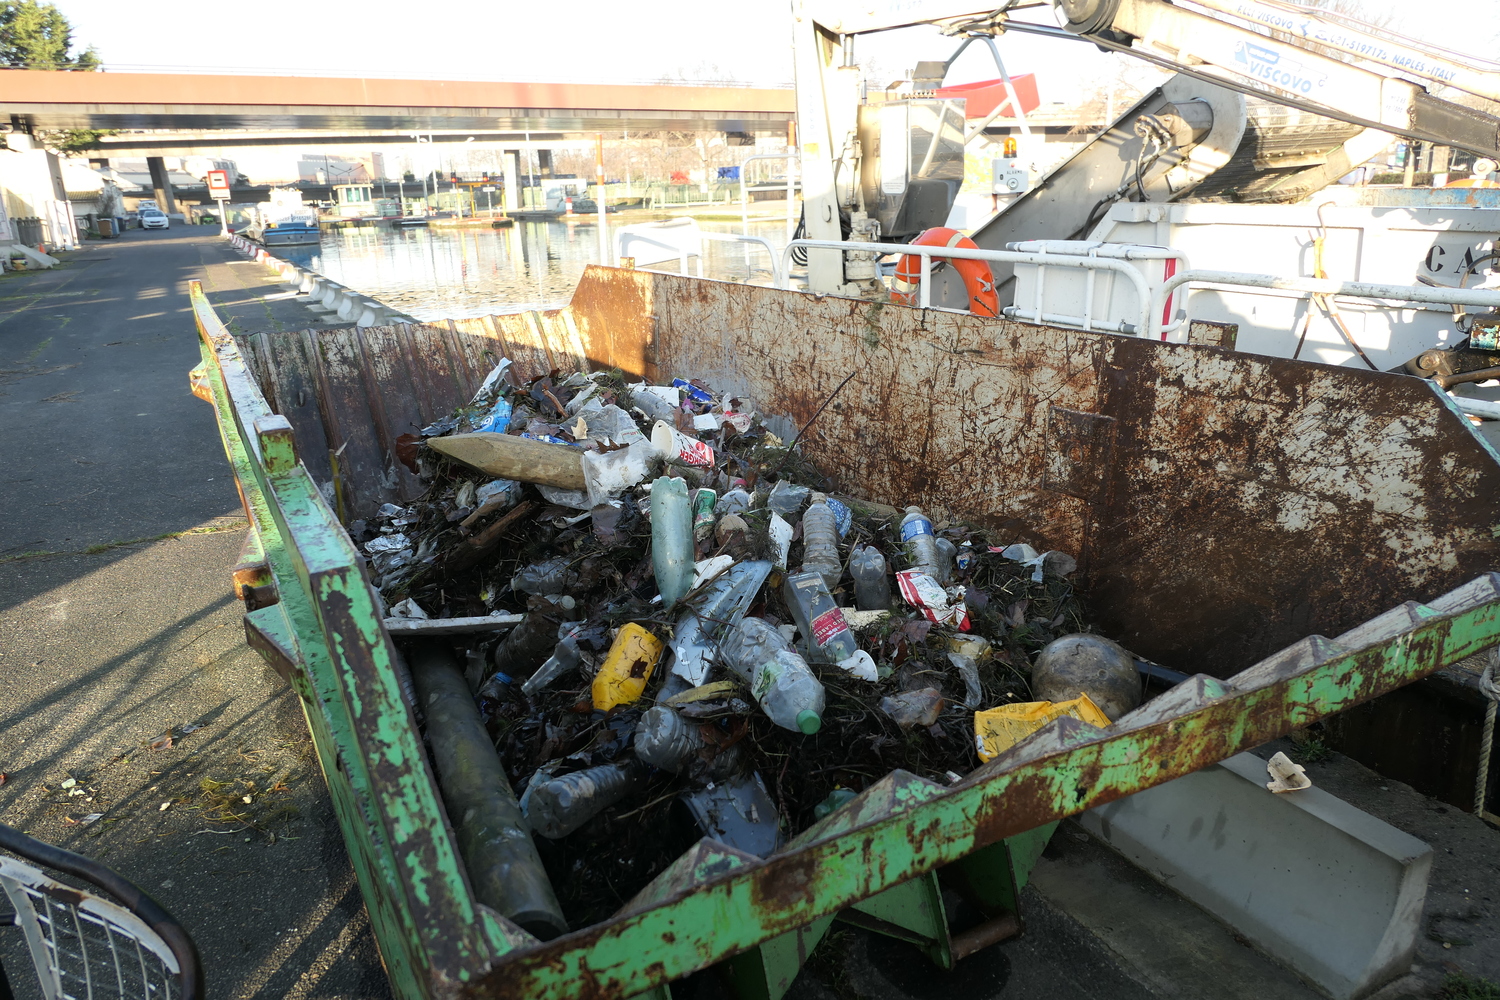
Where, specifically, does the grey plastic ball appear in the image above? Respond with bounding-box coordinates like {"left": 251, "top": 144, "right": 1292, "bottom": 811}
{"left": 1031, "top": 633, "right": 1141, "bottom": 721}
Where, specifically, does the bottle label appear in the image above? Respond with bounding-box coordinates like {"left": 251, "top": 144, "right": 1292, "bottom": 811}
{"left": 901, "top": 518, "right": 934, "bottom": 542}
{"left": 753, "top": 658, "right": 783, "bottom": 700}
{"left": 811, "top": 608, "right": 849, "bottom": 646}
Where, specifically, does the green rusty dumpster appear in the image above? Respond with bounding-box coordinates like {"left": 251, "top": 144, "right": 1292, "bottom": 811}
{"left": 188, "top": 265, "right": 1500, "bottom": 1000}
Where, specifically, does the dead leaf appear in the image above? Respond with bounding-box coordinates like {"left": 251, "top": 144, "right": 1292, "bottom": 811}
{"left": 394, "top": 433, "right": 422, "bottom": 474}
{"left": 150, "top": 733, "right": 174, "bottom": 751}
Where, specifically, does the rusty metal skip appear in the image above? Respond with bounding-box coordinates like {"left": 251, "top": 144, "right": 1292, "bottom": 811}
{"left": 189, "top": 265, "right": 1500, "bottom": 1000}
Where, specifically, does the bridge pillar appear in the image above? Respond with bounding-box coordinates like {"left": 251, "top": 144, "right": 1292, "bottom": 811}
{"left": 501, "top": 151, "right": 519, "bottom": 213}
{"left": 146, "top": 157, "right": 178, "bottom": 217}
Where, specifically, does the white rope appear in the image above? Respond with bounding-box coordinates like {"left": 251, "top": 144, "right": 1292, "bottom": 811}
{"left": 1478, "top": 647, "right": 1499, "bottom": 817}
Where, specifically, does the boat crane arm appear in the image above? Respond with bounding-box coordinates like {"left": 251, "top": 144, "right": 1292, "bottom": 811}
{"left": 1042, "top": 0, "right": 1500, "bottom": 158}
{"left": 793, "top": 0, "right": 1500, "bottom": 296}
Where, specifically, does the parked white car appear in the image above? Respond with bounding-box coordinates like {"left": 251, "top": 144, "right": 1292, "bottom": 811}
{"left": 141, "top": 209, "right": 169, "bottom": 230}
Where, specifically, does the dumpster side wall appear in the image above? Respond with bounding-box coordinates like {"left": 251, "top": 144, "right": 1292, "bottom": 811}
{"left": 240, "top": 266, "right": 1500, "bottom": 676}
{"left": 567, "top": 268, "right": 1500, "bottom": 675}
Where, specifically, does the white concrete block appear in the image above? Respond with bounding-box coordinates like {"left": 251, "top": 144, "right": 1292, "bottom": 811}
{"left": 1079, "top": 752, "right": 1430, "bottom": 999}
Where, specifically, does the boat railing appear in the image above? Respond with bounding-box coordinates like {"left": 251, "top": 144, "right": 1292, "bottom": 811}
{"left": 738, "top": 154, "right": 799, "bottom": 247}
{"left": 616, "top": 226, "right": 784, "bottom": 285}
{"left": 779, "top": 239, "right": 1158, "bottom": 336}
{"left": 1150, "top": 270, "right": 1500, "bottom": 342}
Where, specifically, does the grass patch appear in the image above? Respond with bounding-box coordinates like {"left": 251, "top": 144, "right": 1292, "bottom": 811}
{"left": 22, "top": 337, "right": 51, "bottom": 363}
{"left": 1289, "top": 726, "right": 1334, "bottom": 764}
{"left": 1, "top": 520, "right": 248, "bottom": 565}
{"left": 1441, "top": 972, "right": 1500, "bottom": 1000}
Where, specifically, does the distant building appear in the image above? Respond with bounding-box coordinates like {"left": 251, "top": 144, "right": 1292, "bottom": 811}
{"left": 183, "top": 157, "right": 241, "bottom": 185}
{"left": 298, "top": 155, "right": 371, "bottom": 185}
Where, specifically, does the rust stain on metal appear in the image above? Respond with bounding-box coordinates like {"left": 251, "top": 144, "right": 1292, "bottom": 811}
{"left": 556, "top": 270, "right": 1500, "bottom": 676}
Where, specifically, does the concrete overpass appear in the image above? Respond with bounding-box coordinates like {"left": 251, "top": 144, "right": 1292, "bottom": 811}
{"left": 0, "top": 70, "right": 795, "bottom": 137}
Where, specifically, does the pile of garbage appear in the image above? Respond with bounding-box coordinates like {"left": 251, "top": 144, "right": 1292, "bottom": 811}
{"left": 353, "top": 361, "right": 1140, "bottom": 931}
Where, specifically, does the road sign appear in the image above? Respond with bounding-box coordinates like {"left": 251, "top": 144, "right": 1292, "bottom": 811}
{"left": 206, "top": 170, "right": 231, "bottom": 198}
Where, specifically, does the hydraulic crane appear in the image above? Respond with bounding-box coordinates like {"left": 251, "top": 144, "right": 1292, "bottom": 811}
{"left": 794, "top": 0, "right": 1500, "bottom": 300}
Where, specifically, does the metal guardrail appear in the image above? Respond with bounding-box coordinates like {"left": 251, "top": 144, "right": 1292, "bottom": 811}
{"left": 616, "top": 226, "right": 783, "bottom": 285}
{"left": 779, "top": 239, "right": 1157, "bottom": 334}
{"left": 777, "top": 239, "right": 1500, "bottom": 342}
{"left": 1151, "top": 269, "right": 1500, "bottom": 341}
{"left": 738, "top": 153, "right": 799, "bottom": 246}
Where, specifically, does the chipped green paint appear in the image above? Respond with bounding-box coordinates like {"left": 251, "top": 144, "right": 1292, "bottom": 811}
{"left": 189, "top": 280, "right": 1500, "bottom": 1000}
{"left": 188, "top": 281, "right": 511, "bottom": 998}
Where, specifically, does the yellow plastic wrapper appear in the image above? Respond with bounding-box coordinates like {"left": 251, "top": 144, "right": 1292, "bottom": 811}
{"left": 591, "top": 623, "right": 664, "bottom": 711}
{"left": 973, "top": 693, "right": 1111, "bottom": 762}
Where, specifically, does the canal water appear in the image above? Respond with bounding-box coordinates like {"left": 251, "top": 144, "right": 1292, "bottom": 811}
{"left": 270, "top": 218, "right": 792, "bottom": 321}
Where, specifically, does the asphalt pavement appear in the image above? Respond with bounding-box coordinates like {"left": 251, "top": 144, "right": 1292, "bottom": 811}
{"left": 0, "top": 225, "right": 385, "bottom": 999}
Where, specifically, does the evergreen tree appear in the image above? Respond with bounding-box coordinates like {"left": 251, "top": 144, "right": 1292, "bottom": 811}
{"left": 0, "top": 0, "right": 100, "bottom": 70}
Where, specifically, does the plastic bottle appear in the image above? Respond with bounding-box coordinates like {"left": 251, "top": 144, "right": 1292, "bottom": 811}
{"left": 521, "top": 759, "right": 648, "bottom": 839}
{"left": 512, "top": 557, "right": 575, "bottom": 597}
{"left": 651, "top": 477, "right": 695, "bottom": 607}
{"left": 474, "top": 669, "right": 514, "bottom": 727}
{"left": 691, "top": 488, "right": 718, "bottom": 541}
{"left": 849, "top": 545, "right": 892, "bottom": 611}
{"left": 715, "top": 488, "right": 752, "bottom": 517}
{"left": 800, "top": 492, "right": 843, "bottom": 589}
{"left": 521, "top": 629, "right": 586, "bottom": 698}
{"left": 934, "top": 537, "right": 957, "bottom": 585}
{"left": 591, "top": 623, "right": 664, "bottom": 711}
{"left": 494, "top": 595, "right": 578, "bottom": 674}
{"left": 900, "top": 506, "right": 943, "bottom": 579}
{"left": 634, "top": 706, "right": 704, "bottom": 771}
{"left": 720, "top": 617, "right": 825, "bottom": 734}
{"left": 767, "top": 480, "right": 810, "bottom": 515}
{"left": 782, "top": 571, "right": 859, "bottom": 664}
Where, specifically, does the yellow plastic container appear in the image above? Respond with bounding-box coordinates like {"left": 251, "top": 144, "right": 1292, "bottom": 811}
{"left": 974, "top": 693, "right": 1111, "bottom": 762}
{"left": 591, "top": 623, "right": 665, "bottom": 711}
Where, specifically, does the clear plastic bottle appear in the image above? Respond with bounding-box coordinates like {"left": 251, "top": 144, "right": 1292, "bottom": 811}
{"left": 800, "top": 492, "right": 843, "bottom": 589}
{"left": 521, "top": 759, "right": 648, "bottom": 839}
{"left": 934, "top": 537, "right": 957, "bottom": 585}
{"left": 494, "top": 595, "right": 578, "bottom": 674}
{"left": 900, "top": 506, "right": 942, "bottom": 579}
{"left": 512, "top": 557, "right": 575, "bottom": 597}
{"left": 474, "top": 669, "right": 514, "bottom": 727}
{"left": 849, "top": 545, "right": 892, "bottom": 611}
{"left": 715, "top": 488, "right": 752, "bottom": 517}
{"left": 782, "top": 571, "right": 859, "bottom": 664}
{"left": 651, "top": 477, "right": 695, "bottom": 607}
{"left": 767, "top": 480, "right": 810, "bottom": 515}
{"left": 721, "top": 617, "right": 825, "bottom": 734}
{"left": 520, "top": 629, "right": 585, "bottom": 697}
{"left": 634, "top": 706, "right": 704, "bottom": 771}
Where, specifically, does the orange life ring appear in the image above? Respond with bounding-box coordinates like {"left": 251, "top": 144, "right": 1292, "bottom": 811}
{"left": 890, "top": 227, "right": 1000, "bottom": 317}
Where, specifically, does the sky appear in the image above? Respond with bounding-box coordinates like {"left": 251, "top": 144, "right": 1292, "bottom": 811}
{"left": 56, "top": 0, "right": 1495, "bottom": 106}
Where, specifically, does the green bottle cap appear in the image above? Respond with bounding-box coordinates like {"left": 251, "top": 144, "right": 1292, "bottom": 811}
{"left": 796, "top": 710, "right": 822, "bottom": 734}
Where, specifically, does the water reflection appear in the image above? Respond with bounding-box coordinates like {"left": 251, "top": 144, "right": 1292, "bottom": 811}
{"left": 270, "top": 218, "right": 790, "bottom": 321}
